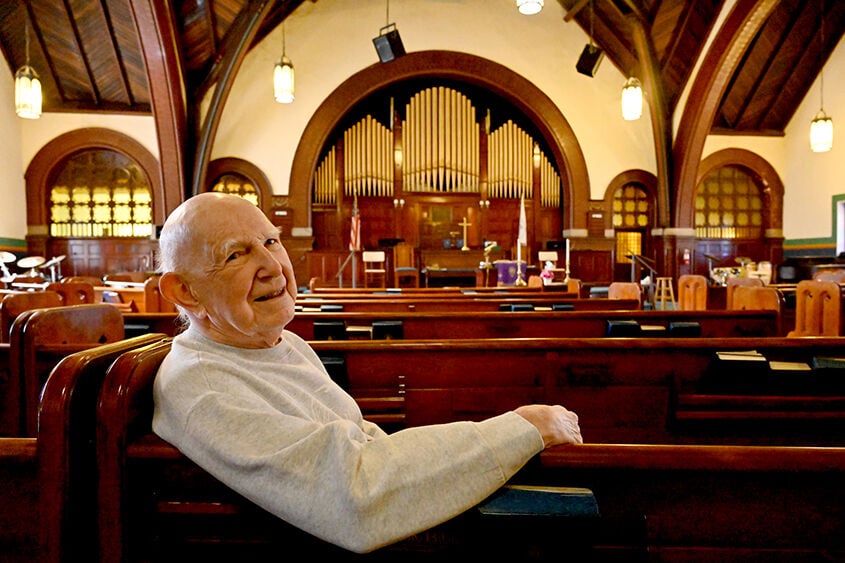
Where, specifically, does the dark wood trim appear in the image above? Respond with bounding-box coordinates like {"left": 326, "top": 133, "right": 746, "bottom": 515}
{"left": 289, "top": 50, "right": 590, "bottom": 234}
{"left": 25, "top": 128, "right": 161, "bottom": 226}
{"left": 129, "top": 0, "right": 188, "bottom": 219}
{"left": 691, "top": 147, "right": 785, "bottom": 231}
{"left": 206, "top": 157, "right": 274, "bottom": 217}
{"left": 672, "top": 0, "right": 778, "bottom": 226}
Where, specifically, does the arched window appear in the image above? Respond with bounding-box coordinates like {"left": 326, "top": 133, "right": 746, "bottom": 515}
{"left": 49, "top": 150, "right": 152, "bottom": 238}
{"left": 694, "top": 165, "right": 763, "bottom": 239}
{"left": 613, "top": 184, "right": 652, "bottom": 265}
{"left": 210, "top": 173, "right": 260, "bottom": 206}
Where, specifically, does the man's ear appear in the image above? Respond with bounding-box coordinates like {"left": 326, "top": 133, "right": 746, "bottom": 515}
{"left": 159, "top": 272, "right": 201, "bottom": 312}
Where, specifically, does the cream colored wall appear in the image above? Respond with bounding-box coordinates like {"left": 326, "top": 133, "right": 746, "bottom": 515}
{"left": 0, "top": 59, "right": 27, "bottom": 242}
{"left": 781, "top": 33, "right": 844, "bottom": 242}
{"left": 213, "top": 0, "right": 654, "bottom": 203}
{"left": 0, "top": 0, "right": 842, "bottom": 245}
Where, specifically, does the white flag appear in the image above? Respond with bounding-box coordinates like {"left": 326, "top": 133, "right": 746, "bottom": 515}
{"left": 517, "top": 195, "right": 527, "bottom": 245}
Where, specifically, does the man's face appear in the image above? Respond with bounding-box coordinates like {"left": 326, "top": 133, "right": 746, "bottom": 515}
{"left": 185, "top": 197, "right": 297, "bottom": 348}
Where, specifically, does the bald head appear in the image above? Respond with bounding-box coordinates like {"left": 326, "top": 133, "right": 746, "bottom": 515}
{"left": 157, "top": 193, "right": 298, "bottom": 348}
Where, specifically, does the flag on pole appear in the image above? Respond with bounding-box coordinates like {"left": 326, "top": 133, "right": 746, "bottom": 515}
{"left": 517, "top": 195, "right": 527, "bottom": 245}
{"left": 349, "top": 194, "right": 361, "bottom": 251}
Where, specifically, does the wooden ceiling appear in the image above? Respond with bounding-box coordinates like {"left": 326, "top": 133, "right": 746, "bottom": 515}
{"left": 0, "top": 0, "right": 843, "bottom": 136}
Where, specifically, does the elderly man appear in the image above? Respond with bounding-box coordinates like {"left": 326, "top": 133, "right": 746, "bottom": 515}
{"left": 153, "top": 192, "right": 582, "bottom": 554}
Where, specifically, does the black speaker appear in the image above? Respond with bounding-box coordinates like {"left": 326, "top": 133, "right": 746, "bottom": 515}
{"left": 576, "top": 44, "right": 604, "bottom": 77}
{"left": 373, "top": 25, "right": 405, "bottom": 63}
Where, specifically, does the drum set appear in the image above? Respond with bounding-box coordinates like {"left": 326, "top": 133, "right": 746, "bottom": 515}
{"left": 1, "top": 252, "right": 66, "bottom": 286}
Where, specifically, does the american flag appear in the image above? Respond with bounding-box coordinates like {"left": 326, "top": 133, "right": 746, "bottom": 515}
{"left": 349, "top": 196, "right": 361, "bottom": 251}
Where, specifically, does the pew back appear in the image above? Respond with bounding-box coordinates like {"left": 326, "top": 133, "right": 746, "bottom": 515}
{"left": 10, "top": 304, "right": 125, "bottom": 437}
{"left": 38, "top": 333, "right": 167, "bottom": 563}
{"left": 0, "top": 290, "right": 63, "bottom": 342}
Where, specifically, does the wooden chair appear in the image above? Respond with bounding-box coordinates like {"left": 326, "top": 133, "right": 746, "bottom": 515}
{"left": 0, "top": 290, "right": 63, "bottom": 343}
{"left": 788, "top": 279, "right": 842, "bottom": 337}
{"left": 46, "top": 281, "right": 96, "bottom": 306}
{"left": 677, "top": 274, "right": 708, "bottom": 311}
{"left": 729, "top": 285, "right": 785, "bottom": 335}
{"left": 725, "top": 276, "right": 763, "bottom": 309}
{"left": 142, "top": 275, "right": 176, "bottom": 313}
{"left": 38, "top": 333, "right": 167, "bottom": 563}
{"left": 362, "top": 250, "right": 387, "bottom": 288}
{"left": 813, "top": 269, "right": 845, "bottom": 283}
{"left": 527, "top": 274, "right": 543, "bottom": 288}
{"left": 104, "top": 272, "right": 148, "bottom": 284}
{"left": 392, "top": 243, "right": 419, "bottom": 288}
{"left": 61, "top": 275, "right": 103, "bottom": 286}
{"left": 607, "top": 282, "right": 642, "bottom": 309}
{"left": 9, "top": 304, "right": 125, "bottom": 437}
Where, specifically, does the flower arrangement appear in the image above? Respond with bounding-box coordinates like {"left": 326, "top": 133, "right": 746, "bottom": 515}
{"left": 540, "top": 261, "right": 555, "bottom": 282}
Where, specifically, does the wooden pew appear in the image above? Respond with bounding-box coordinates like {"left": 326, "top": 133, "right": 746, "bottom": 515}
{"left": 0, "top": 333, "right": 165, "bottom": 563}
{"left": 8, "top": 304, "right": 125, "bottom": 437}
{"left": 96, "top": 336, "right": 845, "bottom": 561}
{"left": 309, "top": 336, "right": 845, "bottom": 445}
{"left": 122, "top": 308, "right": 781, "bottom": 340}
{"left": 0, "top": 437, "right": 38, "bottom": 562}
{"left": 38, "top": 333, "right": 167, "bottom": 563}
{"left": 534, "top": 444, "right": 845, "bottom": 560}
{"left": 295, "top": 296, "right": 632, "bottom": 313}
{"left": 95, "top": 339, "right": 635, "bottom": 562}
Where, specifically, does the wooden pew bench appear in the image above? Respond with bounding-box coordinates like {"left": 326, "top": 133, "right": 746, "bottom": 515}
{"left": 122, "top": 308, "right": 781, "bottom": 340}
{"left": 310, "top": 336, "right": 845, "bottom": 445}
{"left": 535, "top": 444, "right": 845, "bottom": 560}
{"left": 96, "top": 340, "right": 625, "bottom": 562}
{"left": 97, "top": 336, "right": 845, "bottom": 562}
{"left": 0, "top": 333, "right": 166, "bottom": 563}
{"left": 0, "top": 437, "right": 38, "bottom": 562}
{"left": 295, "top": 296, "right": 639, "bottom": 313}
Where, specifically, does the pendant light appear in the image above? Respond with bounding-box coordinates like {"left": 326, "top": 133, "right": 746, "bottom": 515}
{"left": 273, "top": 23, "right": 294, "bottom": 104}
{"left": 15, "top": 18, "right": 42, "bottom": 119}
{"left": 810, "top": 0, "right": 832, "bottom": 152}
{"left": 622, "top": 77, "right": 643, "bottom": 121}
{"left": 516, "top": 0, "right": 543, "bottom": 15}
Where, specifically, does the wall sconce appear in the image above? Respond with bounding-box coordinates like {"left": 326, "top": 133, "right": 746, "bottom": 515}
{"left": 479, "top": 199, "right": 490, "bottom": 209}
{"left": 393, "top": 198, "right": 405, "bottom": 208}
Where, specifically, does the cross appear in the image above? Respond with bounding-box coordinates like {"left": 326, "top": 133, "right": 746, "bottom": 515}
{"left": 458, "top": 217, "right": 472, "bottom": 251}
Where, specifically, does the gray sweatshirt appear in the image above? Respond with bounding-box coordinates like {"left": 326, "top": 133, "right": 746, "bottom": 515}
{"left": 152, "top": 326, "right": 543, "bottom": 553}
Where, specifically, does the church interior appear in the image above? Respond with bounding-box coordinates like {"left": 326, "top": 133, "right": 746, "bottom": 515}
{"left": 1, "top": 0, "right": 845, "bottom": 560}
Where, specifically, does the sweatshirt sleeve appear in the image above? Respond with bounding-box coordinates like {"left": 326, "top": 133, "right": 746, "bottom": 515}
{"left": 153, "top": 372, "right": 543, "bottom": 554}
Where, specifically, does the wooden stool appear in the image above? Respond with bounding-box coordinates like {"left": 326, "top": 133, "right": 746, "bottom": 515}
{"left": 655, "top": 277, "right": 675, "bottom": 310}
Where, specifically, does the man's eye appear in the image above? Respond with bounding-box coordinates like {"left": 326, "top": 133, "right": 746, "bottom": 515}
{"left": 265, "top": 238, "right": 280, "bottom": 247}
{"left": 226, "top": 251, "right": 241, "bottom": 262}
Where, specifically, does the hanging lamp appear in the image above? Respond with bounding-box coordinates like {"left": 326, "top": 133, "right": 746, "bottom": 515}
{"left": 622, "top": 77, "right": 643, "bottom": 121}
{"left": 517, "top": 0, "right": 543, "bottom": 15}
{"left": 15, "top": 18, "right": 42, "bottom": 119}
{"left": 810, "top": 0, "right": 832, "bottom": 152}
{"left": 273, "top": 23, "right": 294, "bottom": 104}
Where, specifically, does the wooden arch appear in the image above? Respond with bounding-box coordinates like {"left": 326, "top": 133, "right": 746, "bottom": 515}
{"left": 602, "top": 169, "right": 659, "bottom": 232}
{"left": 684, "top": 148, "right": 784, "bottom": 231}
{"left": 206, "top": 157, "right": 273, "bottom": 217}
{"left": 25, "top": 128, "right": 163, "bottom": 227}
{"left": 288, "top": 50, "right": 590, "bottom": 234}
